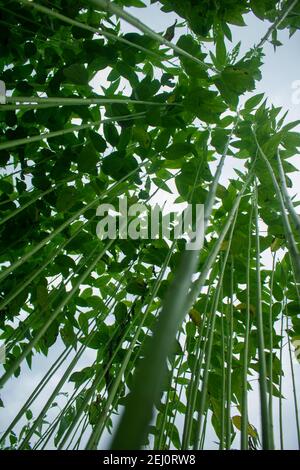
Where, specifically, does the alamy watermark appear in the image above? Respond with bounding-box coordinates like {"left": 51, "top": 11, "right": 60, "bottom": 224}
{"left": 291, "top": 80, "right": 300, "bottom": 105}
{"left": 0, "top": 342, "right": 5, "bottom": 364}
{"left": 96, "top": 197, "right": 204, "bottom": 251}
{"left": 292, "top": 338, "right": 300, "bottom": 365}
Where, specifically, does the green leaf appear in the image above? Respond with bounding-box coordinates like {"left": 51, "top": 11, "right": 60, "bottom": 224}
{"left": 176, "top": 35, "right": 208, "bottom": 79}
{"left": 114, "top": 302, "right": 128, "bottom": 323}
{"left": 152, "top": 177, "right": 172, "bottom": 194}
{"left": 89, "top": 130, "right": 107, "bottom": 152}
{"left": 282, "top": 131, "right": 300, "bottom": 150}
{"left": 155, "top": 130, "right": 171, "bottom": 153}
{"left": 102, "top": 151, "right": 138, "bottom": 180}
{"left": 215, "top": 33, "right": 227, "bottom": 67}
{"left": 185, "top": 87, "right": 226, "bottom": 123}
{"left": 26, "top": 409, "right": 33, "bottom": 421}
{"left": 63, "top": 64, "right": 89, "bottom": 85}
{"left": 164, "top": 142, "right": 194, "bottom": 160}
{"left": 244, "top": 93, "right": 265, "bottom": 111}
{"left": 69, "top": 367, "right": 93, "bottom": 387}
{"left": 232, "top": 415, "right": 258, "bottom": 438}
{"left": 104, "top": 123, "right": 120, "bottom": 147}
{"left": 77, "top": 144, "right": 98, "bottom": 173}
{"left": 56, "top": 186, "right": 77, "bottom": 212}
{"left": 132, "top": 127, "right": 151, "bottom": 149}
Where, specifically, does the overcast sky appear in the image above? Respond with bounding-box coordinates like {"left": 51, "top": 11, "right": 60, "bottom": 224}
{"left": 1, "top": 0, "right": 299, "bottom": 450}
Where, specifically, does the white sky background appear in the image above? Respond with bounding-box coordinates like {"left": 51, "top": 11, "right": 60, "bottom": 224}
{"left": 1, "top": 0, "right": 300, "bottom": 450}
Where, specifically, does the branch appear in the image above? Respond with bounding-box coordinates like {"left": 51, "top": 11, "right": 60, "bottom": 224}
{"left": 256, "top": 0, "right": 299, "bottom": 49}
{"left": 277, "top": 150, "right": 300, "bottom": 238}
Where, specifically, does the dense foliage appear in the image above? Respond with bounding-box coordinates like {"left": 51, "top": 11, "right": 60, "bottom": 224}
{"left": 0, "top": 0, "right": 299, "bottom": 450}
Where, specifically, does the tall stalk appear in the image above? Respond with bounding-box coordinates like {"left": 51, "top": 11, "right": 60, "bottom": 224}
{"left": 255, "top": 0, "right": 299, "bottom": 49}
{"left": 18, "top": 0, "right": 173, "bottom": 67}
{"left": 182, "top": 282, "right": 214, "bottom": 449}
{"left": 220, "top": 282, "right": 226, "bottom": 450}
{"left": 7, "top": 96, "right": 180, "bottom": 108}
{"left": 286, "top": 315, "right": 300, "bottom": 449}
{"left": 0, "top": 113, "right": 144, "bottom": 152}
{"left": 268, "top": 253, "right": 276, "bottom": 450}
{"left": 18, "top": 342, "right": 88, "bottom": 449}
{"left": 88, "top": 0, "right": 212, "bottom": 71}
{"left": 279, "top": 310, "right": 285, "bottom": 450}
{"left": 277, "top": 150, "right": 300, "bottom": 238}
{"left": 110, "top": 167, "right": 253, "bottom": 450}
{"left": 0, "top": 214, "right": 97, "bottom": 312}
{"left": 0, "top": 345, "right": 71, "bottom": 445}
{"left": 254, "top": 181, "right": 273, "bottom": 449}
{"left": 0, "top": 161, "right": 146, "bottom": 283}
{"left": 85, "top": 244, "right": 174, "bottom": 449}
{"left": 156, "top": 333, "right": 182, "bottom": 449}
{"left": 194, "top": 215, "right": 239, "bottom": 450}
{"left": 188, "top": 167, "right": 254, "bottom": 308}
{"left": 253, "top": 128, "right": 300, "bottom": 283}
{"left": 225, "top": 257, "right": 234, "bottom": 450}
{"left": 241, "top": 204, "right": 253, "bottom": 450}
{"left": 0, "top": 240, "right": 115, "bottom": 388}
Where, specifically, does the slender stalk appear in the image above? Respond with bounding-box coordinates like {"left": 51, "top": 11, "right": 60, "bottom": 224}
{"left": 199, "top": 410, "right": 208, "bottom": 450}
{"left": 194, "top": 213, "right": 239, "bottom": 450}
{"left": 18, "top": 342, "right": 88, "bottom": 449}
{"left": 0, "top": 113, "right": 144, "bottom": 152}
{"left": 17, "top": 0, "right": 174, "bottom": 68}
{"left": 165, "top": 336, "right": 191, "bottom": 450}
{"left": 286, "top": 315, "right": 300, "bottom": 449}
{"left": 225, "top": 258, "right": 234, "bottom": 450}
{"left": 279, "top": 311, "right": 285, "bottom": 450}
{"left": 188, "top": 167, "right": 254, "bottom": 308}
{"left": 110, "top": 167, "right": 253, "bottom": 450}
{"left": 86, "top": 245, "right": 174, "bottom": 449}
{"left": 0, "top": 241, "right": 114, "bottom": 388}
{"left": 156, "top": 334, "right": 181, "bottom": 449}
{"left": 181, "top": 283, "right": 212, "bottom": 449}
{"left": 190, "top": 296, "right": 215, "bottom": 449}
{"left": 241, "top": 204, "right": 253, "bottom": 450}
{"left": 277, "top": 150, "right": 300, "bottom": 238}
{"left": 0, "top": 345, "right": 71, "bottom": 445}
{"left": 220, "top": 283, "right": 226, "bottom": 450}
{"left": 88, "top": 0, "right": 213, "bottom": 71}
{"left": 6, "top": 96, "right": 180, "bottom": 108}
{"left": 0, "top": 103, "right": 56, "bottom": 111}
{"left": 0, "top": 161, "right": 146, "bottom": 284}
{"left": 253, "top": 128, "right": 300, "bottom": 283}
{"left": 0, "top": 186, "right": 54, "bottom": 227}
{"left": 203, "top": 115, "right": 240, "bottom": 229}
{"left": 256, "top": 0, "right": 299, "bottom": 49}
{"left": 268, "top": 253, "right": 276, "bottom": 450}
{"left": 254, "top": 181, "right": 273, "bottom": 450}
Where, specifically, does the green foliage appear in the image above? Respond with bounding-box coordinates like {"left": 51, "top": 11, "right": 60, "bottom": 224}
{"left": 0, "top": 0, "right": 299, "bottom": 452}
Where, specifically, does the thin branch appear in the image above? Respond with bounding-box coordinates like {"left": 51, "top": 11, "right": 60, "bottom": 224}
{"left": 277, "top": 150, "right": 300, "bottom": 238}
{"left": 252, "top": 127, "right": 300, "bottom": 284}
{"left": 256, "top": 0, "right": 299, "bottom": 49}
{"left": 88, "top": 0, "right": 215, "bottom": 72}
